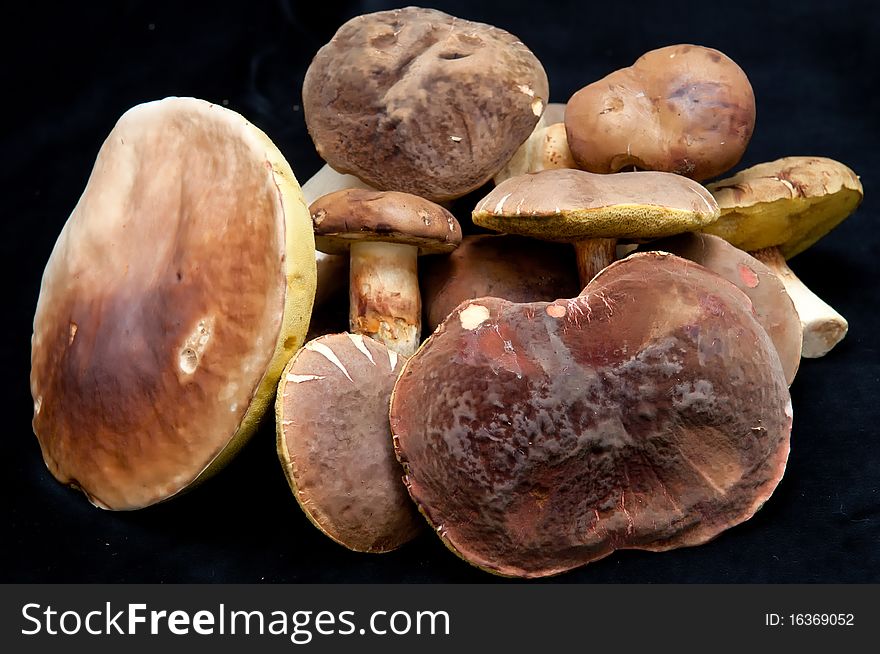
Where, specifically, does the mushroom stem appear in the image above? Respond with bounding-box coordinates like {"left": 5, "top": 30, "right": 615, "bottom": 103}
{"left": 349, "top": 241, "right": 421, "bottom": 356}
{"left": 750, "top": 246, "right": 848, "bottom": 358}
{"left": 572, "top": 238, "right": 618, "bottom": 287}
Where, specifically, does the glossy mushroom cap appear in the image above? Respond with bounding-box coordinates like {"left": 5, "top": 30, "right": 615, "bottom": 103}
{"left": 421, "top": 235, "right": 580, "bottom": 332}
{"left": 30, "top": 98, "right": 317, "bottom": 510}
{"left": 566, "top": 44, "right": 755, "bottom": 181}
{"left": 641, "top": 233, "right": 802, "bottom": 385}
{"left": 391, "top": 252, "right": 791, "bottom": 578}
{"left": 473, "top": 168, "right": 719, "bottom": 241}
{"left": 302, "top": 7, "right": 549, "bottom": 202}
{"left": 276, "top": 333, "right": 422, "bottom": 552}
{"left": 702, "top": 156, "right": 863, "bottom": 258}
{"left": 310, "top": 188, "right": 462, "bottom": 254}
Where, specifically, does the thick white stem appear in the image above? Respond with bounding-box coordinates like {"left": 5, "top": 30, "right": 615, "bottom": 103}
{"left": 349, "top": 241, "right": 421, "bottom": 357}
{"left": 751, "top": 247, "right": 848, "bottom": 358}
{"left": 301, "top": 163, "right": 374, "bottom": 206}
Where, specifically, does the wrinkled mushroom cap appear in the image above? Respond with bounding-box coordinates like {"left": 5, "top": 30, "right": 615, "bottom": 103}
{"left": 276, "top": 333, "right": 422, "bottom": 552}
{"left": 566, "top": 44, "right": 755, "bottom": 181}
{"left": 641, "top": 233, "right": 802, "bottom": 385}
{"left": 703, "top": 156, "right": 863, "bottom": 258}
{"left": 30, "top": 97, "right": 317, "bottom": 510}
{"left": 310, "top": 188, "right": 462, "bottom": 254}
{"left": 391, "top": 252, "right": 791, "bottom": 578}
{"left": 473, "top": 168, "right": 719, "bottom": 241}
{"left": 421, "top": 234, "right": 580, "bottom": 332}
{"left": 302, "top": 7, "right": 549, "bottom": 202}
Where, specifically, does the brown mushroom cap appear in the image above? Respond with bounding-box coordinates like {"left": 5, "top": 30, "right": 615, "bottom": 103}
{"left": 473, "top": 168, "right": 719, "bottom": 241}
{"left": 276, "top": 333, "right": 422, "bottom": 552}
{"left": 421, "top": 235, "right": 580, "bottom": 332}
{"left": 702, "top": 156, "right": 863, "bottom": 258}
{"left": 30, "top": 97, "right": 317, "bottom": 510}
{"left": 391, "top": 252, "right": 791, "bottom": 578}
{"left": 302, "top": 7, "right": 549, "bottom": 202}
{"left": 640, "top": 233, "right": 802, "bottom": 385}
{"left": 566, "top": 44, "right": 755, "bottom": 181}
{"left": 310, "top": 188, "right": 462, "bottom": 254}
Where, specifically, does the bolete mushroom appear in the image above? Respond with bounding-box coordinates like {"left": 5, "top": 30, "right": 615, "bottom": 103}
{"left": 641, "top": 233, "right": 802, "bottom": 385}
{"left": 276, "top": 333, "right": 422, "bottom": 552}
{"left": 310, "top": 188, "right": 462, "bottom": 356}
{"left": 494, "top": 102, "right": 576, "bottom": 183}
{"left": 566, "top": 44, "right": 755, "bottom": 180}
{"left": 391, "top": 252, "right": 792, "bottom": 578}
{"left": 302, "top": 7, "right": 549, "bottom": 202}
{"left": 472, "top": 168, "right": 719, "bottom": 285}
{"left": 702, "top": 156, "right": 863, "bottom": 357}
{"left": 30, "top": 97, "right": 317, "bottom": 510}
{"left": 421, "top": 234, "right": 580, "bottom": 332}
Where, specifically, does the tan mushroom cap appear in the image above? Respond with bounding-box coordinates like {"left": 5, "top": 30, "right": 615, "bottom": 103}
{"left": 566, "top": 44, "right": 755, "bottom": 181}
{"left": 473, "top": 168, "right": 719, "bottom": 241}
{"left": 641, "top": 233, "right": 802, "bottom": 385}
{"left": 310, "top": 188, "right": 462, "bottom": 255}
{"left": 703, "top": 156, "right": 863, "bottom": 258}
{"left": 276, "top": 333, "right": 422, "bottom": 553}
{"left": 302, "top": 7, "right": 549, "bottom": 202}
{"left": 29, "top": 98, "right": 317, "bottom": 510}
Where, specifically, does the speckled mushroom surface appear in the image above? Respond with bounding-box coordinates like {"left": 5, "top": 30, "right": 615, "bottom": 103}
{"left": 277, "top": 333, "right": 422, "bottom": 553}
{"left": 30, "top": 97, "right": 317, "bottom": 510}
{"left": 302, "top": 6, "right": 549, "bottom": 202}
{"left": 566, "top": 44, "right": 755, "bottom": 181}
{"left": 473, "top": 168, "right": 719, "bottom": 241}
{"left": 641, "top": 233, "right": 802, "bottom": 385}
{"left": 391, "top": 252, "right": 791, "bottom": 578}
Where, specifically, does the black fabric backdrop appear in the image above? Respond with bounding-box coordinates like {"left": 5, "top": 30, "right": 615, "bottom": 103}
{"left": 2, "top": 0, "right": 878, "bottom": 583}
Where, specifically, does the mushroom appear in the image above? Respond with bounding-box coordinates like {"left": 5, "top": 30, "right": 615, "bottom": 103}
{"left": 310, "top": 188, "right": 462, "bottom": 356}
{"left": 494, "top": 103, "right": 576, "bottom": 183}
{"left": 472, "top": 168, "right": 719, "bottom": 285}
{"left": 640, "top": 233, "right": 802, "bottom": 385}
{"left": 276, "top": 333, "right": 422, "bottom": 552}
{"left": 29, "top": 97, "right": 317, "bottom": 510}
{"left": 421, "top": 234, "right": 580, "bottom": 332}
{"left": 702, "top": 156, "right": 863, "bottom": 357}
{"left": 390, "top": 252, "right": 792, "bottom": 578}
{"left": 565, "top": 44, "right": 755, "bottom": 180}
{"left": 302, "top": 7, "right": 549, "bottom": 202}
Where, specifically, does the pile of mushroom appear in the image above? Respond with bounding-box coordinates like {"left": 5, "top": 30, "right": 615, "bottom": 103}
{"left": 30, "top": 7, "right": 862, "bottom": 577}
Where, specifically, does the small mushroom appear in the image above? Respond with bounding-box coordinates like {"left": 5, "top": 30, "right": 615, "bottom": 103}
{"left": 473, "top": 168, "right": 719, "bottom": 285}
{"left": 391, "top": 252, "right": 791, "bottom": 578}
{"left": 494, "top": 103, "right": 576, "bottom": 183}
{"left": 310, "top": 189, "right": 462, "bottom": 356}
{"left": 566, "top": 44, "right": 755, "bottom": 180}
{"left": 30, "top": 97, "right": 317, "bottom": 510}
{"left": 421, "top": 234, "right": 580, "bottom": 332}
{"left": 302, "top": 7, "right": 549, "bottom": 202}
{"left": 702, "top": 156, "right": 863, "bottom": 357}
{"left": 276, "top": 333, "right": 422, "bottom": 552}
{"left": 641, "top": 233, "right": 802, "bottom": 385}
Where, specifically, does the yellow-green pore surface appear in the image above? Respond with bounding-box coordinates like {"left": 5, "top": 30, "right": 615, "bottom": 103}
{"left": 30, "top": 97, "right": 316, "bottom": 510}
{"left": 473, "top": 169, "right": 719, "bottom": 241}
{"left": 703, "top": 156, "right": 863, "bottom": 258}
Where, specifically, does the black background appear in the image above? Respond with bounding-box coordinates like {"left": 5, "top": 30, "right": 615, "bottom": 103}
{"left": 2, "top": 0, "right": 878, "bottom": 583}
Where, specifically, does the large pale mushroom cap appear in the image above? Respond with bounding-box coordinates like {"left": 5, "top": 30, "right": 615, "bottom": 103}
{"left": 702, "top": 156, "right": 863, "bottom": 258}
{"left": 302, "top": 7, "right": 549, "bottom": 202}
{"left": 473, "top": 168, "right": 719, "bottom": 241}
{"left": 30, "top": 97, "right": 317, "bottom": 510}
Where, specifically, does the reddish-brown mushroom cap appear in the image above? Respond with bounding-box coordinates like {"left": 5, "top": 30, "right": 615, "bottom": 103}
{"left": 30, "top": 97, "right": 317, "bottom": 510}
{"left": 302, "top": 7, "right": 549, "bottom": 202}
{"left": 566, "top": 44, "right": 755, "bottom": 181}
{"left": 276, "top": 333, "right": 422, "bottom": 553}
{"left": 391, "top": 252, "right": 791, "bottom": 578}
{"left": 640, "top": 233, "right": 802, "bottom": 385}
{"left": 421, "top": 235, "right": 580, "bottom": 332}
